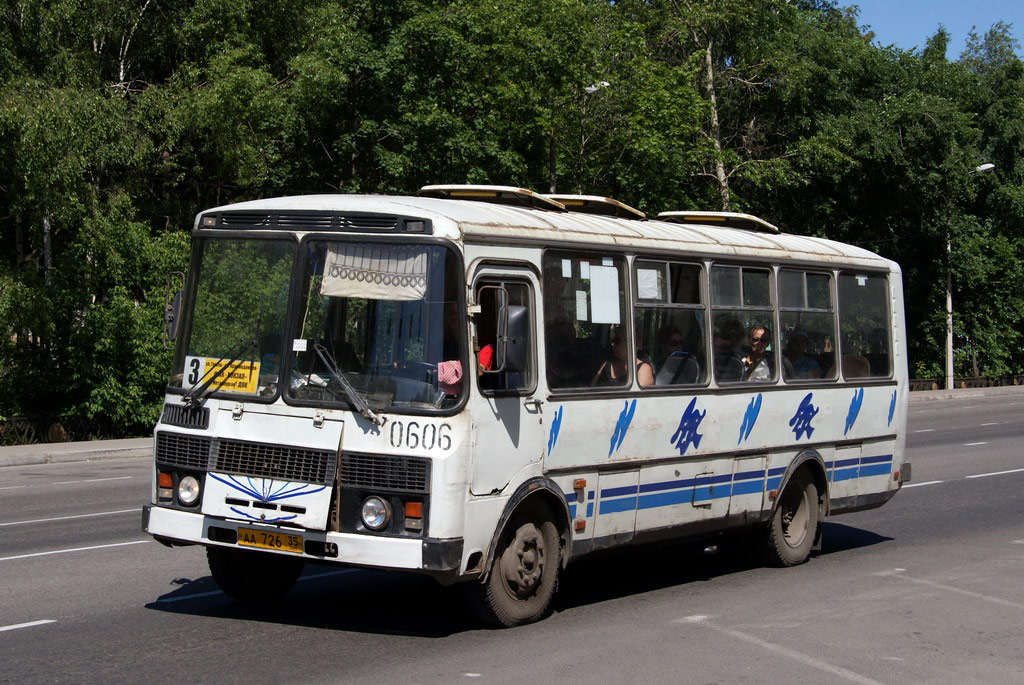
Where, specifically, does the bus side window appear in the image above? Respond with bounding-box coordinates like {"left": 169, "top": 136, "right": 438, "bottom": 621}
{"left": 476, "top": 280, "right": 532, "bottom": 392}
{"left": 634, "top": 260, "right": 707, "bottom": 387}
{"left": 542, "top": 251, "right": 627, "bottom": 390}
{"left": 837, "top": 273, "right": 892, "bottom": 379}
{"left": 779, "top": 269, "right": 836, "bottom": 381}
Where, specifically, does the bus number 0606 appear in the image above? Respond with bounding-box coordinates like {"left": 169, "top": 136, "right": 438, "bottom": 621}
{"left": 389, "top": 421, "right": 452, "bottom": 451}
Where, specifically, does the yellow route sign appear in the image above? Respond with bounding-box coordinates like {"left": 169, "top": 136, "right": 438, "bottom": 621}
{"left": 184, "top": 356, "right": 261, "bottom": 394}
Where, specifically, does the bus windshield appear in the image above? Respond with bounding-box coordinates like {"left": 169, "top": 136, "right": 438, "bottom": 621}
{"left": 288, "top": 240, "right": 465, "bottom": 411}
{"left": 171, "top": 237, "right": 295, "bottom": 399}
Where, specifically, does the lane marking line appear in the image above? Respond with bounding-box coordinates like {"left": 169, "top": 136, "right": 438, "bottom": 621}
{"left": 873, "top": 569, "right": 1024, "bottom": 611}
{"left": 50, "top": 476, "right": 133, "bottom": 486}
{"left": 0, "top": 509, "right": 137, "bottom": 527}
{"left": 0, "top": 620, "right": 56, "bottom": 633}
{"left": 0, "top": 540, "right": 150, "bottom": 562}
{"left": 913, "top": 429, "right": 935, "bottom": 433}
{"left": 0, "top": 485, "right": 32, "bottom": 491}
{"left": 966, "top": 468, "right": 1024, "bottom": 480}
{"left": 903, "top": 480, "right": 943, "bottom": 489}
{"left": 963, "top": 442, "right": 989, "bottom": 446}
{"left": 980, "top": 422, "right": 999, "bottom": 426}
{"left": 155, "top": 568, "right": 357, "bottom": 603}
{"left": 673, "top": 615, "right": 882, "bottom": 685}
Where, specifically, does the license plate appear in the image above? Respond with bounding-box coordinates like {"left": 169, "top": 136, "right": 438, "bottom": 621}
{"left": 237, "top": 527, "right": 303, "bottom": 554}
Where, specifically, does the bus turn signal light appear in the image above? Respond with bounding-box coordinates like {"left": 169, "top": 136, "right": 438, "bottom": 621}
{"left": 158, "top": 472, "right": 173, "bottom": 488}
{"left": 404, "top": 501, "right": 423, "bottom": 519}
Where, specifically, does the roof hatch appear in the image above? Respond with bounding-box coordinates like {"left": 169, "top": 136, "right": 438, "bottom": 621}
{"left": 418, "top": 185, "right": 566, "bottom": 211}
{"left": 657, "top": 211, "right": 781, "bottom": 234}
{"left": 544, "top": 194, "right": 646, "bottom": 220}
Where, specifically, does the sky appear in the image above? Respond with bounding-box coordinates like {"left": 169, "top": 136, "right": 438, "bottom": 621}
{"left": 847, "top": 0, "right": 1024, "bottom": 60}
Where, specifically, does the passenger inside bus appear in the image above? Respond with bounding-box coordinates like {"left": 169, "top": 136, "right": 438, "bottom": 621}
{"left": 783, "top": 330, "right": 822, "bottom": 379}
{"left": 653, "top": 325, "right": 700, "bottom": 385}
{"left": 742, "top": 325, "right": 774, "bottom": 382}
{"left": 713, "top": 316, "right": 745, "bottom": 381}
{"left": 590, "top": 327, "right": 654, "bottom": 387}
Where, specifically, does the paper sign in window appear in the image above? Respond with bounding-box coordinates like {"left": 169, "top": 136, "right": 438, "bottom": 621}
{"left": 589, "top": 266, "right": 621, "bottom": 324}
{"left": 575, "top": 290, "right": 589, "bottom": 321}
{"left": 637, "top": 268, "right": 664, "bottom": 300}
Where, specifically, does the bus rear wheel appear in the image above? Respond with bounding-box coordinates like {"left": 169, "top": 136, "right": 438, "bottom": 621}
{"left": 207, "top": 546, "right": 305, "bottom": 603}
{"left": 762, "top": 474, "right": 819, "bottom": 567}
{"left": 465, "top": 511, "right": 560, "bottom": 627}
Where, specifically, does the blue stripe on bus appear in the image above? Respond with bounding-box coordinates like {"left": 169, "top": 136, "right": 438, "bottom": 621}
{"left": 568, "top": 504, "right": 576, "bottom": 518}
{"left": 601, "top": 496, "right": 638, "bottom": 514}
{"left": 859, "top": 463, "right": 892, "bottom": 478}
{"left": 564, "top": 454, "right": 895, "bottom": 519}
{"left": 602, "top": 484, "right": 639, "bottom": 498}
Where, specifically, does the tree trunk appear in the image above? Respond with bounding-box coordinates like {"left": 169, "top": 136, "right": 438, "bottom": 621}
{"left": 702, "top": 36, "right": 731, "bottom": 211}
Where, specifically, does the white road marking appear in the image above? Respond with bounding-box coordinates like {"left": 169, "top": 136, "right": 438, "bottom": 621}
{"left": 966, "top": 468, "right": 1024, "bottom": 480}
{"left": 913, "top": 429, "right": 935, "bottom": 433}
{"left": 874, "top": 569, "right": 1024, "bottom": 611}
{"left": 903, "top": 480, "right": 943, "bottom": 489}
{"left": 155, "top": 568, "right": 357, "bottom": 603}
{"left": 462, "top": 674, "right": 482, "bottom": 678}
{"left": 0, "top": 509, "right": 137, "bottom": 527}
{"left": 963, "top": 442, "right": 989, "bottom": 446}
{"left": 980, "top": 422, "right": 999, "bottom": 426}
{"left": 0, "top": 540, "right": 150, "bottom": 562}
{"left": 674, "top": 616, "right": 882, "bottom": 685}
{"left": 50, "top": 476, "right": 133, "bottom": 485}
{"left": 0, "top": 620, "right": 56, "bottom": 633}
{"left": 0, "top": 485, "right": 31, "bottom": 491}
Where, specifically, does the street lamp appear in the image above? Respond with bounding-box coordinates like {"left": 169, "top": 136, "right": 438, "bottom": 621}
{"left": 945, "top": 162, "right": 996, "bottom": 389}
{"left": 549, "top": 81, "right": 612, "bottom": 193}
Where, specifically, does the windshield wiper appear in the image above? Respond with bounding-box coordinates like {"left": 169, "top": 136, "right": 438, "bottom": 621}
{"left": 313, "top": 343, "right": 384, "bottom": 426}
{"left": 183, "top": 337, "right": 257, "bottom": 407}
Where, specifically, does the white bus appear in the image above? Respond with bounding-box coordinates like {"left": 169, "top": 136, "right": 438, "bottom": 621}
{"left": 143, "top": 185, "right": 910, "bottom": 626}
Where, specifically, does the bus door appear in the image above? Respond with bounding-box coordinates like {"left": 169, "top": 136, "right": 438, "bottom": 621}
{"left": 469, "top": 270, "right": 545, "bottom": 495}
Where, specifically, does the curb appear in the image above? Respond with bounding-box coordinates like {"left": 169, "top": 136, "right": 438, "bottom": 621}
{"left": 908, "top": 385, "right": 1024, "bottom": 403}
{"left": 0, "top": 438, "right": 151, "bottom": 468}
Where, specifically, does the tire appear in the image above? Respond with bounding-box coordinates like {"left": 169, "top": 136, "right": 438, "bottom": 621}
{"left": 464, "top": 510, "right": 561, "bottom": 628}
{"left": 762, "top": 474, "right": 819, "bottom": 567}
{"left": 206, "top": 546, "right": 305, "bottom": 603}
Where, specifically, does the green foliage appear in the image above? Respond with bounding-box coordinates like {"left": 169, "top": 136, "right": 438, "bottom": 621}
{"left": 0, "top": 0, "right": 1023, "bottom": 438}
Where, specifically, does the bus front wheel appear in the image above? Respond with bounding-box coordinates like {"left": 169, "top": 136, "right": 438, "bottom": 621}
{"left": 762, "top": 474, "right": 819, "bottom": 567}
{"left": 207, "top": 546, "right": 305, "bottom": 603}
{"left": 465, "top": 511, "right": 560, "bottom": 627}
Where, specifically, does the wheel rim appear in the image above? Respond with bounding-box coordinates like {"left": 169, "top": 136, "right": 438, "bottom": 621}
{"left": 780, "top": 485, "right": 811, "bottom": 548}
{"left": 498, "top": 523, "right": 546, "bottom": 599}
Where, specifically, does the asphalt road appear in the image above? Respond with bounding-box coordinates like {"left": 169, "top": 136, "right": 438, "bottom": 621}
{"left": 1, "top": 393, "right": 1022, "bottom": 683}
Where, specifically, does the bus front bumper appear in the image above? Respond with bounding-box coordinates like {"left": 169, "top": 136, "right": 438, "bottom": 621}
{"left": 141, "top": 504, "right": 463, "bottom": 573}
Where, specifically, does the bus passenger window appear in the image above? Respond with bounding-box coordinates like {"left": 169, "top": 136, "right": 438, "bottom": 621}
{"left": 543, "top": 252, "right": 627, "bottom": 389}
{"left": 634, "top": 260, "right": 707, "bottom": 387}
{"left": 780, "top": 270, "right": 836, "bottom": 381}
{"left": 711, "top": 265, "right": 776, "bottom": 383}
{"left": 837, "top": 273, "right": 892, "bottom": 378}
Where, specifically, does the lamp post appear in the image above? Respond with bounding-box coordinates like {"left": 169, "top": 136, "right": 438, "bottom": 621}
{"left": 548, "top": 81, "right": 611, "bottom": 193}
{"left": 945, "top": 162, "right": 995, "bottom": 390}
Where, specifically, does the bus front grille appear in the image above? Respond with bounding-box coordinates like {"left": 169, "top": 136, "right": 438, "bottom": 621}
{"left": 214, "top": 438, "right": 336, "bottom": 486}
{"left": 339, "top": 453, "right": 430, "bottom": 493}
{"left": 156, "top": 432, "right": 211, "bottom": 470}
{"left": 160, "top": 403, "right": 210, "bottom": 430}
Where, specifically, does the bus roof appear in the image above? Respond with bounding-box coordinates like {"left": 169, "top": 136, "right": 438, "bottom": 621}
{"left": 197, "top": 194, "right": 895, "bottom": 270}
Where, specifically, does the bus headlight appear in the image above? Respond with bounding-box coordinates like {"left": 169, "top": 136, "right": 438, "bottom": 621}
{"left": 177, "top": 475, "right": 201, "bottom": 506}
{"left": 361, "top": 496, "right": 391, "bottom": 531}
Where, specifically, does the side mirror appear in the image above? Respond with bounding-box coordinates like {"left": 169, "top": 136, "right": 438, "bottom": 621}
{"left": 163, "top": 271, "right": 185, "bottom": 350}
{"left": 501, "top": 304, "right": 529, "bottom": 373}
